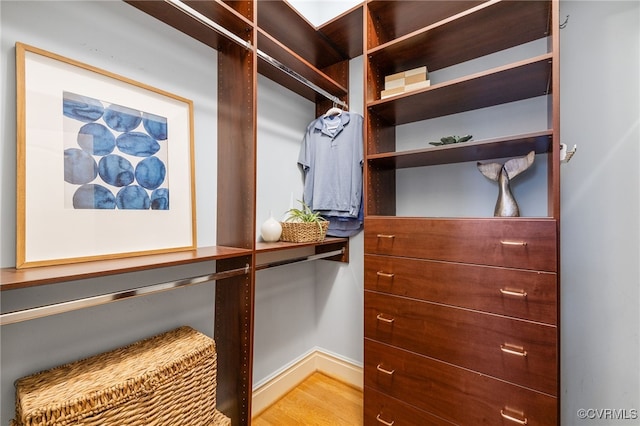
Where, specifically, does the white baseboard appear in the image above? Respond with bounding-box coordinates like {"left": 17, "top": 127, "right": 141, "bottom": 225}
{"left": 251, "top": 349, "right": 363, "bottom": 418}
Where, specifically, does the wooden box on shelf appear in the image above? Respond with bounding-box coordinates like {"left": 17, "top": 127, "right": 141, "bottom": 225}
{"left": 381, "top": 65, "right": 430, "bottom": 99}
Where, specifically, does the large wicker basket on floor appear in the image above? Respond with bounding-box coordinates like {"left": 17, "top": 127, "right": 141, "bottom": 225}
{"left": 280, "top": 220, "right": 329, "bottom": 243}
{"left": 10, "top": 326, "right": 231, "bottom": 426}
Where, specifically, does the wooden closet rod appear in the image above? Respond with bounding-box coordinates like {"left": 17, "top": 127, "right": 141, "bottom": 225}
{"left": 0, "top": 265, "right": 250, "bottom": 326}
{"left": 165, "top": 0, "right": 348, "bottom": 109}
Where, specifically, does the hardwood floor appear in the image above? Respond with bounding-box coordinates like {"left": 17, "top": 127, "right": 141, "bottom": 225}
{"left": 252, "top": 372, "right": 363, "bottom": 425}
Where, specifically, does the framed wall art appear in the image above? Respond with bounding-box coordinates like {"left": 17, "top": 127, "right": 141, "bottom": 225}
{"left": 15, "top": 42, "right": 197, "bottom": 268}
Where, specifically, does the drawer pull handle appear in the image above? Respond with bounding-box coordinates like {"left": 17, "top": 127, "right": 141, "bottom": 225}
{"left": 499, "top": 288, "right": 528, "bottom": 298}
{"left": 377, "top": 234, "right": 395, "bottom": 239}
{"left": 501, "top": 409, "right": 528, "bottom": 425}
{"left": 500, "top": 240, "right": 528, "bottom": 247}
{"left": 376, "top": 364, "right": 395, "bottom": 376}
{"left": 500, "top": 344, "right": 528, "bottom": 357}
{"left": 376, "top": 314, "right": 395, "bottom": 324}
{"left": 376, "top": 271, "right": 395, "bottom": 279}
{"left": 376, "top": 414, "right": 395, "bottom": 426}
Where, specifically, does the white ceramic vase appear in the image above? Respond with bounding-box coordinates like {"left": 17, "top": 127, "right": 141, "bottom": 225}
{"left": 260, "top": 214, "right": 282, "bottom": 242}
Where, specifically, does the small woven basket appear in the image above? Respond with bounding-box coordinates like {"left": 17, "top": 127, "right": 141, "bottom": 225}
{"left": 10, "top": 326, "right": 231, "bottom": 426}
{"left": 280, "top": 220, "right": 329, "bottom": 243}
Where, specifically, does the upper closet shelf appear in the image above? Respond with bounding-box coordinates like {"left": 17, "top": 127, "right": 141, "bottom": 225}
{"left": 368, "top": 53, "right": 552, "bottom": 125}
{"left": 367, "top": 1, "right": 484, "bottom": 48}
{"left": 126, "top": 0, "right": 352, "bottom": 109}
{"left": 125, "top": 0, "right": 254, "bottom": 51}
{"left": 367, "top": 0, "right": 551, "bottom": 74}
{"left": 258, "top": 0, "right": 362, "bottom": 69}
{"left": 257, "top": 30, "right": 348, "bottom": 107}
{"left": 316, "top": 3, "right": 363, "bottom": 60}
{"left": 256, "top": 0, "right": 362, "bottom": 105}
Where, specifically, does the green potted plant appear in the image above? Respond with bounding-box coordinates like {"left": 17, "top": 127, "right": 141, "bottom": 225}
{"left": 280, "top": 200, "right": 329, "bottom": 243}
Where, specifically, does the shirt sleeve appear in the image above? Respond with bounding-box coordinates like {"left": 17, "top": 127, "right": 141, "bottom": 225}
{"left": 299, "top": 119, "right": 316, "bottom": 208}
{"left": 298, "top": 120, "right": 315, "bottom": 171}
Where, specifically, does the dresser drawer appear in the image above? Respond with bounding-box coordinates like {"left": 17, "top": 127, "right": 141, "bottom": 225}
{"left": 365, "top": 254, "right": 557, "bottom": 324}
{"left": 364, "top": 217, "right": 557, "bottom": 271}
{"left": 364, "top": 386, "right": 455, "bottom": 426}
{"left": 365, "top": 291, "right": 557, "bottom": 395}
{"left": 365, "top": 339, "right": 557, "bottom": 426}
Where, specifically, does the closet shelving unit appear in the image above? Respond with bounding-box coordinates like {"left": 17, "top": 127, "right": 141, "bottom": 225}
{"left": 363, "top": 0, "right": 560, "bottom": 425}
{"left": 1, "top": 1, "right": 363, "bottom": 425}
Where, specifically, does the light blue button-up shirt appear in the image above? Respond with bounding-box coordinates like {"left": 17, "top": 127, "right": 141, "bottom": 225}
{"left": 298, "top": 112, "right": 363, "bottom": 217}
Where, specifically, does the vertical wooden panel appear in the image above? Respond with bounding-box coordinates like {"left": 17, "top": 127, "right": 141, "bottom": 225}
{"left": 223, "top": 0, "right": 253, "bottom": 21}
{"left": 217, "top": 40, "right": 256, "bottom": 249}
{"left": 215, "top": 256, "right": 254, "bottom": 426}
{"left": 216, "top": 25, "right": 257, "bottom": 426}
{"left": 365, "top": 112, "right": 395, "bottom": 216}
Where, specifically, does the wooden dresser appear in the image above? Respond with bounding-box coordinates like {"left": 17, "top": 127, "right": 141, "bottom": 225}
{"left": 362, "top": 1, "right": 561, "bottom": 424}
{"left": 363, "top": 217, "right": 558, "bottom": 425}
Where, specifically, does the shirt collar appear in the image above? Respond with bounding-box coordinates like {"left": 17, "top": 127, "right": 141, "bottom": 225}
{"left": 314, "top": 112, "right": 351, "bottom": 137}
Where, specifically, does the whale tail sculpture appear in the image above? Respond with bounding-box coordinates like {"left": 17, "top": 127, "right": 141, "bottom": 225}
{"left": 477, "top": 151, "right": 535, "bottom": 217}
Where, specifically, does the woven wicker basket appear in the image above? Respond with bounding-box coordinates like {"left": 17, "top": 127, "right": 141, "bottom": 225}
{"left": 10, "top": 326, "right": 231, "bottom": 426}
{"left": 280, "top": 220, "right": 329, "bottom": 243}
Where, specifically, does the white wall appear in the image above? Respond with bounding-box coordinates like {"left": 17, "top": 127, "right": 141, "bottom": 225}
{"left": 253, "top": 75, "right": 319, "bottom": 385}
{"left": 559, "top": 1, "right": 639, "bottom": 424}
{"left": 314, "top": 56, "right": 364, "bottom": 366}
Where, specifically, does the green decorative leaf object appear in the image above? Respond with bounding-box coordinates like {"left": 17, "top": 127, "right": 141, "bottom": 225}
{"left": 429, "top": 134, "right": 473, "bottom": 146}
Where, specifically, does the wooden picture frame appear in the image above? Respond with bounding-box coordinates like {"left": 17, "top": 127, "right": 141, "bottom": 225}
{"left": 16, "top": 42, "right": 197, "bottom": 269}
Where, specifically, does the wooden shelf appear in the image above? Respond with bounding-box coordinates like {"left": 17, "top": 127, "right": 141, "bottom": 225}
{"left": 257, "top": 29, "right": 348, "bottom": 103}
{"left": 125, "top": 0, "right": 254, "bottom": 51}
{"left": 367, "top": 0, "right": 551, "bottom": 74}
{"left": 256, "top": 237, "right": 349, "bottom": 264}
{"left": 317, "top": 4, "right": 364, "bottom": 60}
{"left": 258, "top": 0, "right": 344, "bottom": 68}
{"left": 126, "top": 0, "right": 358, "bottom": 113}
{"left": 255, "top": 237, "right": 347, "bottom": 254}
{"left": 257, "top": 0, "right": 362, "bottom": 69}
{"left": 256, "top": 1, "right": 363, "bottom": 105}
{"left": 368, "top": 54, "right": 552, "bottom": 125}
{"left": 368, "top": 130, "right": 553, "bottom": 168}
{"left": 1, "top": 246, "right": 252, "bottom": 291}
{"left": 367, "top": 1, "right": 483, "bottom": 48}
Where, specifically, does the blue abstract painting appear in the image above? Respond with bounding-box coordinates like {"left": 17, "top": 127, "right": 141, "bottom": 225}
{"left": 63, "top": 92, "right": 169, "bottom": 210}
